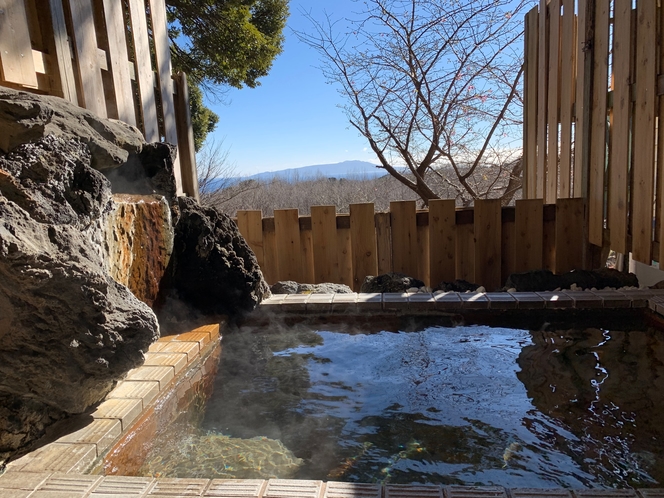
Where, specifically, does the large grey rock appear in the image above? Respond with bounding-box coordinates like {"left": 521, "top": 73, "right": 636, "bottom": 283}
{"left": 0, "top": 135, "right": 159, "bottom": 457}
{"left": 0, "top": 87, "right": 144, "bottom": 170}
{"left": 164, "top": 197, "right": 270, "bottom": 318}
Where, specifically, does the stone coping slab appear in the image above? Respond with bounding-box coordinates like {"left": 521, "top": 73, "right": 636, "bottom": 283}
{"left": 1, "top": 475, "right": 662, "bottom": 498}
{"left": 260, "top": 290, "right": 663, "bottom": 314}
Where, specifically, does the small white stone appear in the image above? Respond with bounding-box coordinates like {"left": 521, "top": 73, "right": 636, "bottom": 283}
{"left": 407, "top": 287, "right": 419, "bottom": 293}
{"left": 433, "top": 290, "right": 444, "bottom": 295}
{"left": 554, "top": 287, "right": 561, "bottom": 291}
{"left": 507, "top": 288, "right": 516, "bottom": 293}
{"left": 420, "top": 286, "right": 433, "bottom": 293}
{"left": 476, "top": 286, "right": 486, "bottom": 293}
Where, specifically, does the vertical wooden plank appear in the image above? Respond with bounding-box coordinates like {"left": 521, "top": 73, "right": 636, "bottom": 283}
{"left": 68, "top": 0, "right": 107, "bottom": 117}
{"left": 375, "top": 212, "right": 392, "bottom": 275}
{"left": 542, "top": 206, "right": 556, "bottom": 271}
{"left": 455, "top": 217, "right": 475, "bottom": 282}
{"left": 262, "top": 222, "right": 277, "bottom": 285}
{"left": 555, "top": 198, "right": 585, "bottom": 273}
{"left": 546, "top": 0, "right": 561, "bottom": 203}
{"left": 631, "top": 0, "right": 657, "bottom": 264}
{"left": 101, "top": 0, "right": 136, "bottom": 126}
{"left": 587, "top": 0, "right": 609, "bottom": 247}
{"left": 417, "top": 216, "right": 430, "bottom": 287}
{"left": 501, "top": 210, "right": 516, "bottom": 286}
{"left": 236, "top": 211, "right": 264, "bottom": 270}
{"left": 559, "top": 0, "right": 576, "bottom": 198}
{"left": 659, "top": 2, "right": 664, "bottom": 265}
{"left": 350, "top": 203, "right": 378, "bottom": 291}
{"left": 524, "top": 7, "right": 540, "bottom": 199}
{"left": 474, "top": 199, "right": 502, "bottom": 291}
{"left": 311, "top": 205, "right": 339, "bottom": 284}
{"left": 337, "top": 223, "right": 353, "bottom": 288}
{"left": 47, "top": 0, "right": 78, "bottom": 103}
{"left": 0, "top": 0, "right": 38, "bottom": 87}
{"left": 515, "top": 199, "right": 544, "bottom": 273}
{"left": 127, "top": 0, "right": 159, "bottom": 141}
{"left": 274, "top": 209, "right": 303, "bottom": 283}
{"left": 173, "top": 72, "right": 197, "bottom": 199}
{"left": 608, "top": 0, "right": 632, "bottom": 256}
{"left": 390, "top": 201, "right": 418, "bottom": 277}
{"left": 148, "top": 0, "right": 181, "bottom": 184}
{"left": 574, "top": 0, "right": 589, "bottom": 198}
{"left": 536, "top": 0, "right": 550, "bottom": 198}
{"left": 428, "top": 199, "right": 456, "bottom": 287}
{"left": 300, "top": 223, "right": 314, "bottom": 284}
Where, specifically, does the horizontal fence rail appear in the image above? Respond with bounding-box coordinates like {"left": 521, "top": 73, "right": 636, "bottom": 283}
{"left": 236, "top": 199, "right": 586, "bottom": 292}
{"left": 523, "top": 0, "right": 664, "bottom": 266}
{"left": 0, "top": 0, "right": 197, "bottom": 198}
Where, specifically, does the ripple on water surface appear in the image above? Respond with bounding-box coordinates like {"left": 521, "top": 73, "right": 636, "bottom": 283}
{"left": 138, "top": 322, "right": 664, "bottom": 488}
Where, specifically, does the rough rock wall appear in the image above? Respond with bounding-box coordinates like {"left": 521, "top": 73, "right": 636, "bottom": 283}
{"left": 0, "top": 136, "right": 159, "bottom": 457}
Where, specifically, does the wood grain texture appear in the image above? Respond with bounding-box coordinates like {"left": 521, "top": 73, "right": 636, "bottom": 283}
{"left": 128, "top": 0, "right": 158, "bottom": 141}
{"left": 0, "top": 0, "right": 38, "bottom": 87}
{"left": 558, "top": 0, "right": 576, "bottom": 198}
{"left": 536, "top": 0, "right": 550, "bottom": 198}
{"left": 311, "top": 205, "right": 339, "bottom": 284}
{"left": 350, "top": 203, "right": 378, "bottom": 291}
{"left": 274, "top": 209, "right": 303, "bottom": 282}
{"left": 102, "top": 0, "right": 136, "bottom": 126}
{"left": 515, "top": 199, "right": 544, "bottom": 273}
{"left": 501, "top": 217, "right": 516, "bottom": 286}
{"left": 375, "top": 212, "right": 392, "bottom": 275}
{"left": 69, "top": 0, "right": 107, "bottom": 116}
{"left": 300, "top": 226, "right": 314, "bottom": 284}
{"left": 555, "top": 198, "right": 585, "bottom": 273}
{"left": 474, "top": 199, "right": 502, "bottom": 291}
{"left": 47, "top": 0, "right": 78, "bottom": 102}
{"left": 390, "top": 201, "right": 418, "bottom": 277}
{"left": 588, "top": 0, "right": 609, "bottom": 246}
{"left": 262, "top": 227, "right": 277, "bottom": 285}
{"left": 455, "top": 220, "right": 474, "bottom": 282}
{"left": 336, "top": 227, "right": 353, "bottom": 287}
{"left": 236, "top": 211, "right": 264, "bottom": 270}
{"left": 574, "top": 0, "right": 589, "bottom": 198}
{"left": 608, "top": 0, "right": 632, "bottom": 255}
{"left": 631, "top": 0, "right": 657, "bottom": 264}
{"left": 428, "top": 199, "right": 456, "bottom": 287}
{"left": 524, "top": 7, "right": 539, "bottom": 199}
{"left": 546, "top": 0, "right": 561, "bottom": 203}
{"left": 173, "top": 72, "right": 198, "bottom": 199}
{"left": 417, "top": 220, "right": 430, "bottom": 287}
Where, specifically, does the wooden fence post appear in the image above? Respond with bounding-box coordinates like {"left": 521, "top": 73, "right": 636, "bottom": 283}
{"left": 350, "top": 203, "right": 378, "bottom": 291}
{"left": 428, "top": 199, "right": 456, "bottom": 287}
{"left": 173, "top": 72, "right": 198, "bottom": 200}
{"left": 311, "top": 205, "right": 339, "bottom": 284}
{"left": 474, "top": 199, "right": 502, "bottom": 291}
{"left": 390, "top": 201, "right": 418, "bottom": 279}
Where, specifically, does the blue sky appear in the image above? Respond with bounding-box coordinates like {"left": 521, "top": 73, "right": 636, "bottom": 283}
{"left": 204, "top": 1, "right": 377, "bottom": 177}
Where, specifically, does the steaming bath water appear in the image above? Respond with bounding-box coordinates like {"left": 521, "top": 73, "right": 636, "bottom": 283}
{"left": 138, "top": 322, "right": 664, "bottom": 488}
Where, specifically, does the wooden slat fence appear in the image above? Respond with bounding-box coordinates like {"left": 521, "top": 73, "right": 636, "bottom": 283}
{"left": 0, "top": 0, "right": 198, "bottom": 199}
{"left": 236, "top": 200, "right": 586, "bottom": 292}
{"left": 523, "top": 0, "right": 664, "bottom": 266}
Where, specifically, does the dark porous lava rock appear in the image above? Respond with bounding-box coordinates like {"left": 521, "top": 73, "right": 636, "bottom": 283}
{"left": 0, "top": 136, "right": 159, "bottom": 458}
{"left": 434, "top": 279, "right": 481, "bottom": 292}
{"left": 360, "top": 273, "right": 425, "bottom": 293}
{"left": 166, "top": 197, "right": 270, "bottom": 316}
{"left": 270, "top": 281, "right": 353, "bottom": 294}
{"left": 505, "top": 268, "right": 639, "bottom": 291}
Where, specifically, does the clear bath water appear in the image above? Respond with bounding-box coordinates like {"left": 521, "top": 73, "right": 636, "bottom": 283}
{"left": 139, "top": 321, "right": 664, "bottom": 488}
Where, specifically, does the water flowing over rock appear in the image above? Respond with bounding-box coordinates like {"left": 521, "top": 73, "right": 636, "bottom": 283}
{"left": 165, "top": 197, "right": 270, "bottom": 317}
{"left": 105, "top": 194, "right": 174, "bottom": 307}
{"left": 0, "top": 135, "right": 159, "bottom": 458}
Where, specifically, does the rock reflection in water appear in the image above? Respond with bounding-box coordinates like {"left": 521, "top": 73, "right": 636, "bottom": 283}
{"left": 517, "top": 328, "right": 664, "bottom": 486}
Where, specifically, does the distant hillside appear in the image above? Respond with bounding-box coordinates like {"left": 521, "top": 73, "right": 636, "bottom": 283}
{"left": 242, "top": 160, "right": 386, "bottom": 183}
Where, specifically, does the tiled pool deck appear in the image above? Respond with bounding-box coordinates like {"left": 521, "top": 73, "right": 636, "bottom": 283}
{"left": 3, "top": 290, "right": 664, "bottom": 497}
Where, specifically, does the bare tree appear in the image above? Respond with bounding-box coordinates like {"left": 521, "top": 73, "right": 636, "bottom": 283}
{"left": 298, "top": 0, "right": 529, "bottom": 206}
{"left": 197, "top": 140, "right": 260, "bottom": 209}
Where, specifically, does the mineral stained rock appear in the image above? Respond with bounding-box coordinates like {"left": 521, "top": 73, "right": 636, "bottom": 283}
{"left": 166, "top": 197, "right": 270, "bottom": 316}
{"left": 0, "top": 135, "right": 159, "bottom": 457}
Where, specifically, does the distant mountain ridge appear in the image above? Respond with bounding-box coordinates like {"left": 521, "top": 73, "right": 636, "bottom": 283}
{"left": 241, "top": 160, "right": 386, "bottom": 182}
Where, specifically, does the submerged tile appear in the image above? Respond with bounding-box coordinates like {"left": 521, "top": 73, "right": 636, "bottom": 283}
{"left": 510, "top": 490, "right": 572, "bottom": 498}
{"left": 204, "top": 479, "right": 266, "bottom": 497}
{"left": 573, "top": 491, "right": 637, "bottom": 498}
